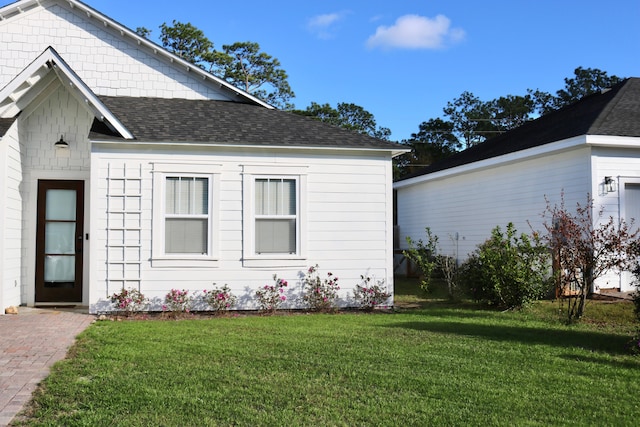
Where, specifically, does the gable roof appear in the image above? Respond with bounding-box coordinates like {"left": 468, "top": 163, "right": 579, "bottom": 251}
{"left": 90, "top": 96, "right": 406, "bottom": 153}
{"left": 0, "top": 0, "right": 272, "bottom": 108}
{"left": 398, "top": 78, "right": 640, "bottom": 181}
{"left": 0, "top": 46, "right": 134, "bottom": 138}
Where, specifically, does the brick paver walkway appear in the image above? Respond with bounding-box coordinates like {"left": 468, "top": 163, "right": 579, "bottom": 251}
{"left": 0, "top": 308, "right": 94, "bottom": 426}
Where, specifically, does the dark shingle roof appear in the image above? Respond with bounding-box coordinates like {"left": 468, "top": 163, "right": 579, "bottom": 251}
{"left": 398, "top": 78, "right": 640, "bottom": 181}
{"left": 91, "top": 96, "right": 403, "bottom": 151}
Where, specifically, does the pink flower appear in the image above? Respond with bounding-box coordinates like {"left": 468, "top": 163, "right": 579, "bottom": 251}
{"left": 280, "top": 296, "right": 286, "bottom": 301}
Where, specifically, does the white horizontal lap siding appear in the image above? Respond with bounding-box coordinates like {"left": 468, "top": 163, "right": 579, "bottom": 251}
{"left": 0, "top": 124, "right": 23, "bottom": 308}
{"left": 397, "top": 147, "right": 592, "bottom": 262}
{"left": 592, "top": 146, "right": 640, "bottom": 291}
{"left": 0, "top": 4, "right": 226, "bottom": 100}
{"left": 90, "top": 150, "right": 393, "bottom": 311}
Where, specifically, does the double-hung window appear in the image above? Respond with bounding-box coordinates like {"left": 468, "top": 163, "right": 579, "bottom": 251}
{"left": 243, "top": 165, "right": 307, "bottom": 267}
{"left": 151, "top": 163, "right": 220, "bottom": 267}
{"left": 165, "top": 177, "right": 209, "bottom": 254}
{"left": 255, "top": 178, "right": 297, "bottom": 254}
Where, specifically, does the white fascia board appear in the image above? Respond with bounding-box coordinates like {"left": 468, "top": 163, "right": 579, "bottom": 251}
{"left": 586, "top": 134, "right": 640, "bottom": 148}
{"left": 0, "top": 0, "right": 274, "bottom": 109}
{"left": 394, "top": 135, "right": 587, "bottom": 189}
{"left": 90, "top": 138, "right": 404, "bottom": 155}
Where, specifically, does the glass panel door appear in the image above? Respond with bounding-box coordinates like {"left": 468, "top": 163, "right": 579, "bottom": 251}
{"left": 35, "top": 180, "right": 84, "bottom": 302}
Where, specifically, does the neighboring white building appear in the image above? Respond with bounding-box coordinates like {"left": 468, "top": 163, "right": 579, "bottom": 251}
{"left": 395, "top": 78, "right": 640, "bottom": 293}
{"left": 0, "top": 0, "right": 406, "bottom": 313}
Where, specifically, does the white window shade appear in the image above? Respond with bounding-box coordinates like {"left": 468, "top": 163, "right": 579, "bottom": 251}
{"left": 255, "top": 178, "right": 297, "bottom": 254}
{"left": 165, "top": 177, "right": 209, "bottom": 255}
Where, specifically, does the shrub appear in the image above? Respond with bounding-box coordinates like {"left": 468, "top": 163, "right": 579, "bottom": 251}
{"left": 403, "top": 228, "right": 438, "bottom": 292}
{"left": 203, "top": 284, "right": 237, "bottom": 312}
{"left": 353, "top": 275, "right": 391, "bottom": 310}
{"left": 110, "top": 287, "right": 147, "bottom": 315}
{"left": 459, "top": 223, "right": 551, "bottom": 309}
{"left": 302, "top": 265, "right": 340, "bottom": 312}
{"left": 162, "top": 289, "right": 193, "bottom": 314}
{"left": 255, "top": 275, "right": 288, "bottom": 313}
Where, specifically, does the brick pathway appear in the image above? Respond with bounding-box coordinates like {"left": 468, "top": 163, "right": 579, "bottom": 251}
{"left": 0, "top": 308, "right": 94, "bottom": 426}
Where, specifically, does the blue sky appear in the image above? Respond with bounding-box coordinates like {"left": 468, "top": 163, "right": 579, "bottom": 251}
{"left": 88, "top": 0, "right": 640, "bottom": 141}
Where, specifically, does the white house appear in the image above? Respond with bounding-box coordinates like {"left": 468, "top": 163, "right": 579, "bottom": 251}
{"left": 0, "top": 0, "right": 406, "bottom": 313}
{"left": 395, "top": 78, "right": 640, "bottom": 293}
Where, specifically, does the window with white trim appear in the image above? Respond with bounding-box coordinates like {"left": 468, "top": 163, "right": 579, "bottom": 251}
{"left": 165, "top": 176, "right": 209, "bottom": 254}
{"left": 151, "top": 163, "right": 220, "bottom": 267}
{"left": 242, "top": 165, "right": 307, "bottom": 267}
{"left": 255, "top": 178, "right": 297, "bottom": 254}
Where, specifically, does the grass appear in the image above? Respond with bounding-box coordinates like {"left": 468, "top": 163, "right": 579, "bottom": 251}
{"left": 14, "top": 279, "right": 640, "bottom": 426}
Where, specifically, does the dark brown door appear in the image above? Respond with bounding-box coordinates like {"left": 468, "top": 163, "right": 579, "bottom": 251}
{"left": 35, "top": 180, "right": 84, "bottom": 302}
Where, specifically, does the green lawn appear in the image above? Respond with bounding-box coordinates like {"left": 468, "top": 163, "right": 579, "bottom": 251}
{"left": 15, "top": 279, "right": 640, "bottom": 426}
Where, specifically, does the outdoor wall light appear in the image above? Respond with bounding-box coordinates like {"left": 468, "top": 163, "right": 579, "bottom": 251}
{"left": 604, "top": 176, "right": 616, "bottom": 193}
{"left": 54, "top": 135, "right": 69, "bottom": 149}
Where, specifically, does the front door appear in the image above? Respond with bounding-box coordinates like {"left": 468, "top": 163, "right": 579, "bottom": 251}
{"left": 35, "top": 180, "right": 84, "bottom": 303}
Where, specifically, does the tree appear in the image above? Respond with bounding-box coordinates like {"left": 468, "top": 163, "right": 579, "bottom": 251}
{"left": 158, "top": 22, "right": 294, "bottom": 108}
{"left": 136, "top": 27, "right": 151, "bottom": 38}
{"left": 442, "top": 91, "right": 496, "bottom": 148}
{"left": 540, "top": 194, "right": 639, "bottom": 322}
{"left": 293, "top": 102, "right": 391, "bottom": 140}
{"left": 395, "top": 118, "right": 459, "bottom": 178}
{"left": 210, "top": 42, "right": 295, "bottom": 109}
{"left": 159, "top": 20, "right": 214, "bottom": 68}
{"left": 530, "top": 67, "right": 625, "bottom": 114}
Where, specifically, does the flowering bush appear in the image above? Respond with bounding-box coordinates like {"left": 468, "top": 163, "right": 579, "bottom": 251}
{"left": 302, "top": 264, "right": 340, "bottom": 312}
{"left": 110, "top": 287, "right": 147, "bottom": 315}
{"left": 353, "top": 275, "right": 391, "bottom": 310}
{"left": 162, "top": 289, "right": 193, "bottom": 314}
{"left": 203, "top": 284, "right": 237, "bottom": 312}
{"left": 255, "top": 275, "right": 288, "bottom": 313}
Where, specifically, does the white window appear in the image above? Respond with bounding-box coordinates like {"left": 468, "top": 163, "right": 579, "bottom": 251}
{"left": 165, "top": 177, "right": 209, "bottom": 254}
{"left": 243, "top": 165, "right": 307, "bottom": 267}
{"left": 152, "top": 163, "right": 220, "bottom": 267}
{"left": 255, "top": 178, "right": 297, "bottom": 254}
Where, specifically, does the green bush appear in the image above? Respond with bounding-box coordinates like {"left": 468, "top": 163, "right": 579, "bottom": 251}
{"left": 403, "top": 228, "right": 439, "bottom": 292}
{"left": 459, "top": 223, "right": 552, "bottom": 309}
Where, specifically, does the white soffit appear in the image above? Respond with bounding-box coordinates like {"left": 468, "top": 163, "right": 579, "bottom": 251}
{"left": 0, "top": 46, "right": 134, "bottom": 139}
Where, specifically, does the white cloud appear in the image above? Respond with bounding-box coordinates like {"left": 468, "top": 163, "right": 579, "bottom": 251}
{"left": 307, "top": 12, "right": 348, "bottom": 39}
{"left": 366, "top": 14, "right": 465, "bottom": 50}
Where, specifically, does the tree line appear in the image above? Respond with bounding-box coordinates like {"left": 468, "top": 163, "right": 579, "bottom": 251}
{"left": 139, "top": 22, "right": 624, "bottom": 178}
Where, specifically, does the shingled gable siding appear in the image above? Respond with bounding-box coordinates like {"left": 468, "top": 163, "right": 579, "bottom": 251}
{"left": 0, "top": 3, "right": 228, "bottom": 101}
{"left": 90, "top": 150, "right": 394, "bottom": 313}
{"left": 397, "top": 147, "right": 592, "bottom": 268}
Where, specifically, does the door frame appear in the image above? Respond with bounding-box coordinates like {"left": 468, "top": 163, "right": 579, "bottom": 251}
{"left": 25, "top": 172, "right": 90, "bottom": 307}
{"left": 35, "top": 180, "right": 85, "bottom": 302}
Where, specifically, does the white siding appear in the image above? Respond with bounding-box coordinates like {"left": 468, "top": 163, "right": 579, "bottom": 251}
{"left": 0, "top": 123, "right": 23, "bottom": 309}
{"left": 89, "top": 148, "right": 394, "bottom": 313}
{"left": 396, "top": 147, "right": 592, "bottom": 264}
{"left": 0, "top": 2, "right": 230, "bottom": 101}
{"left": 592, "top": 146, "right": 640, "bottom": 291}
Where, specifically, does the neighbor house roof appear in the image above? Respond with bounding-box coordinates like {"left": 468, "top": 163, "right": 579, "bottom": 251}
{"left": 90, "top": 96, "right": 406, "bottom": 152}
{"left": 398, "top": 78, "right": 640, "bottom": 181}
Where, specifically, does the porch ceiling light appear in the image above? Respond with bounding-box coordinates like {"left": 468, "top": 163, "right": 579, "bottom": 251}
{"left": 54, "top": 135, "right": 69, "bottom": 149}
{"left": 604, "top": 176, "right": 616, "bottom": 193}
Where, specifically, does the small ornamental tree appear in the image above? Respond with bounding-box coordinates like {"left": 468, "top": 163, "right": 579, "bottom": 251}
{"left": 540, "top": 193, "right": 640, "bottom": 322}
{"left": 110, "top": 287, "right": 147, "bottom": 315}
